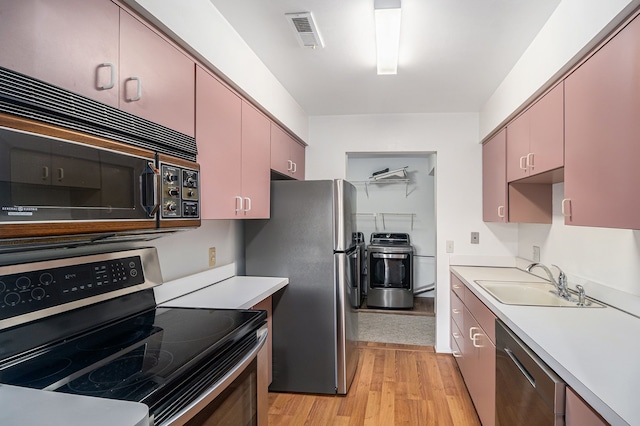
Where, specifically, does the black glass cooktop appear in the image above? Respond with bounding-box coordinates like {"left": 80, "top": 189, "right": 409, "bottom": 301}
{"left": 0, "top": 307, "right": 265, "bottom": 406}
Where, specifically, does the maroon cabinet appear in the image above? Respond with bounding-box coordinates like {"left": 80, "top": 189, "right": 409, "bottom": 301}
{"left": 119, "top": 10, "right": 195, "bottom": 137}
{"left": 196, "top": 67, "right": 270, "bottom": 219}
{"left": 564, "top": 13, "right": 640, "bottom": 229}
{"left": 482, "top": 129, "right": 508, "bottom": 222}
{"left": 0, "top": 1, "right": 195, "bottom": 137}
{"left": 0, "top": 0, "right": 120, "bottom": 108}
{"left": 270, "top": 124, "right": 305, "bottom": 180}
{"left": 507, "top": 83, "right": 564, "bottom": 182}
{"left": 565, "top": 388, "right": 609, "bottom": 426}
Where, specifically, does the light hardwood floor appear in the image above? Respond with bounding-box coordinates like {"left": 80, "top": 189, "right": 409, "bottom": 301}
{"left": 268, "top": 342, "right": 480, "bottom": 425}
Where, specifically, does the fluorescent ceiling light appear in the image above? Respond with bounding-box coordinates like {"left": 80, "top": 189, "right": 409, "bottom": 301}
{"left": 374, "top": 0, "right": 401, "bottom": 75}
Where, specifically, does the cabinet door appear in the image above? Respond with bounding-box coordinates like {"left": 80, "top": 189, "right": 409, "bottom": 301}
{"left": 506, "top": 112, "right": 530, "bottom": 182}
{"left": 529, "top": 83, "right": 564, "bottom": 176}
{"left": 241, "top": 102, "right": 271, "bottom": 218}
{"left": 119, "top": 10, "right": 195, "bottom": 137}
{"left": 482, "top": 129, "right": 508, "bottom": 222}
{"left": 565, "top": 387, "right": 608, "bottom": 426}
{"left": 270, "top": 124, "right": 292, "bottom": 177}
{"left": 290, "top": 140, "right": 306, "bottom": 180}
{"left": 0, "top": 0, "right": 120, "bottom": 107}
{"left": 564, "top": 14, "right": 640, "bottom": 229}
{"left": 196, "top": 66, "right": 242, "bottom": 219}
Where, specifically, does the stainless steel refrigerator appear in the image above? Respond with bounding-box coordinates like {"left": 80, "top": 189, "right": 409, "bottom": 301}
{"left": 244, "top": 179, "right": 359, "bottom": 395}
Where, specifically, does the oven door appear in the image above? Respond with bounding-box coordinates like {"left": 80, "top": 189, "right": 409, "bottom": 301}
{"left": 0, "top": 119, "right": 159, "bottom": 238}
{"left": 162, "top": 325, "right": 268, "bottom": 426}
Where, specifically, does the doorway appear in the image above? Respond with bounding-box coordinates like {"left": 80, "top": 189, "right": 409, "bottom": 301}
{"left": 346, "top": 152, "right": 436, "bottom": 346}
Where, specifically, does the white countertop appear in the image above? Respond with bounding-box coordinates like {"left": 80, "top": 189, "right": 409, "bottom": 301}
{"left": 451, "top": 265, "right": 639, "bottom": 426}
{"left": 160, "top": 275, "right": 289, "bottom": 309}
{"left": 0, "top": 384, "right": 149, "bottom": 426}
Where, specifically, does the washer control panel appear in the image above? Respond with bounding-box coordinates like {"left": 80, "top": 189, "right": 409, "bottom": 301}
{"left": 0, "top": 256, "right": 145, "bottom": 321}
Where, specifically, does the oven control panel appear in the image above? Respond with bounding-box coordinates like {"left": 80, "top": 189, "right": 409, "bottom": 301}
{"left": 160, "top": 164, "right": 199, "bottom": 219}
{"left": 0, "top": 256, "right": 145, "bottom": 321}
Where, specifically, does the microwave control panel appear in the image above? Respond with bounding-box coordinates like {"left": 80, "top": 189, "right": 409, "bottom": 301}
{"left": 160, "top": 164, "right": 199, "bottom": 219}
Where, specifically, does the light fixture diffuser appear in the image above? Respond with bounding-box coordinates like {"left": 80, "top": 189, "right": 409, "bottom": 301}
{"left": 374, "top": 0, "right": 402, "bottom": 75}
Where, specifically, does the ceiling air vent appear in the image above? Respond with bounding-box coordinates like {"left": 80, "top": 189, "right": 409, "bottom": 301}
{"left": 285, "top": 12, "right": 324, "bottom": 49}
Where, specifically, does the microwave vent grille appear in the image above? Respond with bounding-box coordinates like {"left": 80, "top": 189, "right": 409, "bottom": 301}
{"left": 0, "top": 67, "right": 196, "bottom": 161}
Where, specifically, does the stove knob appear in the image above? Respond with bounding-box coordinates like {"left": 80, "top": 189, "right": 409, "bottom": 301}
{"left": 16, "top": 276, "right": 31, "bottom": 290}
{"left": 165, "top": 172, "right": 178, "bottom": 182}
{"left": 187, "top": 190, "right": 194, "bottom": 197}
{"left": 39, "top": 273, "right": 53, "bottom": 285}
{"left": 168, "top": 188, "right": 179, "bottom": 196}
{"left": 31, "top": 287, "right": 46, "bottom": 301}
{"left": 4, "top": 292, "right": 20, "bottom": 306}
{"left": 166, "top": 202, "right": 177, "bottom": 212}
{"left": 186, "top": 176, "right": 195, "bottom": 187}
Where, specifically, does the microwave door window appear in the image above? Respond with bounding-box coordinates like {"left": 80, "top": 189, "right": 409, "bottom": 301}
{"left": 0, "top": 128, "right": 154, "bottom": 222}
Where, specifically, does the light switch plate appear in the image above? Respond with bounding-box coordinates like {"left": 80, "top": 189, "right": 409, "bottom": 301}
{"left": 446, "top": 240, "right": 454, "bottom": 253}
{"left": 533, "top": 246, "right": 540, "bottom": 262}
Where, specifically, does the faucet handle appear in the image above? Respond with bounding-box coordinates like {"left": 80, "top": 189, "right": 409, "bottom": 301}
{"left": 576, "top": 284, "right": 587, "bottom": 306}
{"left": 551, "top": 264, "right": 567, "bottom": 285}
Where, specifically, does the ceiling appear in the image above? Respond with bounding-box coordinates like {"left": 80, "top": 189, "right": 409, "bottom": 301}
{"left": 208, "top": 0, "right": 562, "bottom": 116}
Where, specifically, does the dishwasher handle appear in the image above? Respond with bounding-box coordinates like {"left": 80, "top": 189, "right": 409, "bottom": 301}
{"left": 504, "top": 347, "right": 535, "bottom": 388}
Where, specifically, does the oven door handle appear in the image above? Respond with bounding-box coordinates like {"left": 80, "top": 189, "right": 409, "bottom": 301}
{"left": 160, "top": 325, "right": 268, "bottom": 425}
{"left": 140, "top": 161, "right": 160, "bottom": 217}
{"left": 372, "top": 253, "right": 408, "bottom": 259}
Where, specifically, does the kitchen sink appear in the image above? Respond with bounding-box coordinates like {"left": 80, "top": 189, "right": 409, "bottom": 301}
{"left": 474, "top": 280, "right": 604, "bottom": 307}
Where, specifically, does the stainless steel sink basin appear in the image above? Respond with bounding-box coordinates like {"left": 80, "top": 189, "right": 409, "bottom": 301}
{"left": 474, "top": 280, "right": 604, "bottom": 307}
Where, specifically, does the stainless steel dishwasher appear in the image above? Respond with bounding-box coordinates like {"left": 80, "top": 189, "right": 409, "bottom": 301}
{"left": 496, "top": 320, "right": 566, "bottom": 425}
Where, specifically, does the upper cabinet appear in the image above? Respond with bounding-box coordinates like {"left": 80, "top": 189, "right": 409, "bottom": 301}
{"left": 0, "top": 0, "right": 195, "bottom": 137}
{"left": 0, "top": 0, "right": 120, "bottom": 108}
{"left": 118, "top": 10, "right": 195, "bottom": 137}
{"left": 196, "top": 67, "right": 270, "bottom": 219}
{"left": 271, "top": 124, "right": 305, "bottom": 180}
{"left": 506, "top": 83, "right": 564, "bottom": 182}
{"left": 564, "top": 13, "right": 640, "bottom": 230}
{"left": 482, "top": 129, "right": 508, "bottom": 222}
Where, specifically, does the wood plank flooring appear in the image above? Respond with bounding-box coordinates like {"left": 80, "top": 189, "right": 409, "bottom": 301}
{"left": 267, "top": 342, "right": 480, "bottom": 425}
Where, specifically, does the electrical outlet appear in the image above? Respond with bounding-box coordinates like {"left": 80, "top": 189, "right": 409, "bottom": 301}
{"left": 533, "top": 246, "right": 540, "bottom": 262}
{"left": 470, "top": 232, "right": 479, "bottom": 244}
{"left": 209, "top": 247, "right": 216, "bottom": 267}
{"left": 446, "top": 240, "right": 454, "bottom": 253}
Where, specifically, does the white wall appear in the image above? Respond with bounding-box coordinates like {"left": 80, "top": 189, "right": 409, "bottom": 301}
{"left": 308, "top": 113, "right": 519, "bottom": 351}
{"left": 124, "top": 0, "right": 309, "bottom": 141}
{"left": 136, "top": 220, "right": 243, "bottom": 282}
{"left": 480, "top": 0, "right": 640, "bottom": 139}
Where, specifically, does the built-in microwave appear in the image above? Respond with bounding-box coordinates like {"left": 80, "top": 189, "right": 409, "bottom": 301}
{"left": 0, "top": 113, "right": 200, "bottom": 242}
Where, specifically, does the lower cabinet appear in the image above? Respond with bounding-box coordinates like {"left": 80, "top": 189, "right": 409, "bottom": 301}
{"left": 565, "top": 387, "right": 609, "bottom": 426}
{"left": 450, "top": 273, "right": 496, "bottom": 426}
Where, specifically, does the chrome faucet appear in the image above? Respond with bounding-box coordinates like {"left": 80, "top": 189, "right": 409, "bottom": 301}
{"left": 526, "top": 263, "right": 572, "bottom": 300}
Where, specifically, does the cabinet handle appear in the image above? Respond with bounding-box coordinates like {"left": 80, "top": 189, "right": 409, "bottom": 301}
{"left": 244, "top": 197, "right": 252, "bottom": 213}
{"left": 469, "top": 326, "right": 480, "bottom": 339}
{"left": 97, "top": 62, "right": 115, "bottom": 90}
{"left": 452, "top": 308, "right": 460, "bottom": 314}
{"left": 235, "top": 196, "right": 243, "bottom": 213}
{"left": 527, "top": 152, "right": 535, "bottom": 170}
{"left": 519, "top": 155, "right": 528, "bottom": 171}
{"left": 453, "top": 332, "right": 461, "bottom": 339}
{"left": 561, "top": 198, "right": 572, "bottom": 218}
{"left": 453, "top": 284, "right": 461, "bottom": 289}
{"left": 471, "top": 332, "right": 484, "bottom": 348}
{"left": 452, "top": 351, "right": 462, "bottom": 358}
{"left": 57, "top": 168, "right": 64, "bottom": 182}
{"left": 127, "top": 76, "right": 142, "bottom": 102}
{"left": 497, "top": 205, "right": 505, "bottom": 219}
{"left": 42, "top": 166, "right": 49, "bottom": 180}
{"left": 287, "top": 160, "right": 293, "bottom": 172}
{"left": 292, "top": 162, "right": 297, "bottom": 173}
